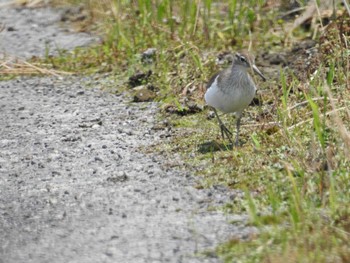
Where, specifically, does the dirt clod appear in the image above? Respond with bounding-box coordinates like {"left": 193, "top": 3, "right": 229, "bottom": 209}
{"left": 128, "top": 70, "right": 152, "bottom": 87}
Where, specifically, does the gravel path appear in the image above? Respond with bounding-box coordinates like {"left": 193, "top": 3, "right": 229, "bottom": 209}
{"left": 0, "top": 3, "right": 255, "bottom": 263}
{"left": 0, "top": 1, "right": 98, "bottom": 59}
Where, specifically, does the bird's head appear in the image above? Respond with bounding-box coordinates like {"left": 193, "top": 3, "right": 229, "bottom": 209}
{"left": 234, "top": 52, "right": 266, "bottom": 81}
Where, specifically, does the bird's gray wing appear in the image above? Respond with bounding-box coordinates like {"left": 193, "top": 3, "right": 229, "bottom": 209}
{"left": 206, "top": 72, "right": 220, "bottom": 90}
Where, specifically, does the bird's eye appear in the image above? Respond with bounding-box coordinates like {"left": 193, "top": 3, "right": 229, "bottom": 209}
{"left": 239, "top": 56, "right": 246, "bottom": 63}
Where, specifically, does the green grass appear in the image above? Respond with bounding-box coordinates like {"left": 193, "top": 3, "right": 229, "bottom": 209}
{"left": 41, "top": 0, "right": 350, "bottom": 262}
{"left": 48, "top": 0, "right": 276, "bottom": 95}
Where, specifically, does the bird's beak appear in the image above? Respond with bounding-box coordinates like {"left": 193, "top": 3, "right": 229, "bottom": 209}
{"left": 252, "top": 64, "right": 266, "bottom": 81}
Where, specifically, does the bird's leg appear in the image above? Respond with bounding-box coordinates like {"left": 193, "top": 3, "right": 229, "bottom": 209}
{"left": 235, "top": 114, "right": 242, "bottom": 147}
{"left": 212, "top": 108, "right": 233, "bottom": 144}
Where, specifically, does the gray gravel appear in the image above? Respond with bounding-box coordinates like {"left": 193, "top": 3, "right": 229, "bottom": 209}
{"left": 0, "top": 3, "right": 256, "bottom": 263}
{"left": 0, "top": 1, "right": 98, "bottom": 59}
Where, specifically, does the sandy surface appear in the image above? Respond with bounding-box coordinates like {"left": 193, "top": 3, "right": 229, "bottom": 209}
{"left": 0, "top": 2, "right": 255, "bottom": 263}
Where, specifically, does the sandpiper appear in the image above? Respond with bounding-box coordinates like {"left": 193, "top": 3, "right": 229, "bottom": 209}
{"left": 205, "top": 52, "right": 266, "bottom": 146}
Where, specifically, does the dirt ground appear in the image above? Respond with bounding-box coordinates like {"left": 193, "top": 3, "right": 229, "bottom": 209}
{"left": 0, "top": 2, "right": 255, "bottom": 263}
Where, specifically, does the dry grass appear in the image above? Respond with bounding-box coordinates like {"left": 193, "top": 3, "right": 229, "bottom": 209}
{"left": 0, "top": 58, "right": 73, "bottom": 77}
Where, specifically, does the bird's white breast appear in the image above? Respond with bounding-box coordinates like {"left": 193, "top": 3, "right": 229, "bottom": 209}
{"left": 204, "top": 74, "right": 256, "bottom": 114}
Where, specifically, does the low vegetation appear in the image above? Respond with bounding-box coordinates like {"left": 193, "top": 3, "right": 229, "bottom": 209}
{"left": 16, "top": 0, "right": 350, "bottom": 262}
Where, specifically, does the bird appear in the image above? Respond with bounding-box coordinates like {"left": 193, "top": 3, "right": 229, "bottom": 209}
{"left": 204, "top": 52, "right": 266, "bottom": 146}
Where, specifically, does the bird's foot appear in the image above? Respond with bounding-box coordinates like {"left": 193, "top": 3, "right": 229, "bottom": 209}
{"left": 220, "top": 124, "right": 234, "bottom": 145}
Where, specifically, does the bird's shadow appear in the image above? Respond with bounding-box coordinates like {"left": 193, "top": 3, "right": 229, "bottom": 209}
{"left": 197, "top": 140, "right": 234, "bottom": 153}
